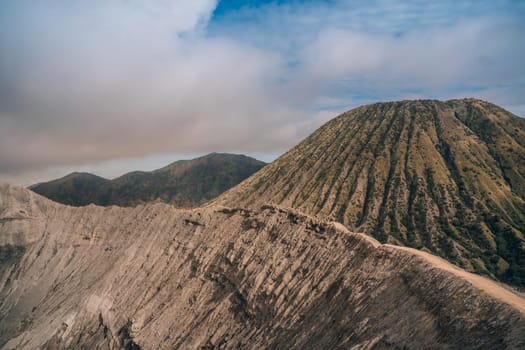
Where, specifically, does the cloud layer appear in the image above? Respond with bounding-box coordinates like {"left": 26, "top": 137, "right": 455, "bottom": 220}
{"left": 1, "top": 0, "right": 524, "bottom": 182}
{"left": 0, "top": 1, "right": 311, "bottom": 175}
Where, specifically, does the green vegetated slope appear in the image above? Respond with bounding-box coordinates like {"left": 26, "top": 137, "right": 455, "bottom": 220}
{"left": 31, "top": 153, "right": 266, "bottom": 208}
{"left": 218, "top": 99, "right": 525, "bottom": 287}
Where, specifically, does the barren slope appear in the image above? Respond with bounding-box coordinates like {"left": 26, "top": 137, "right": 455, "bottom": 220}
{"left": 1, "top": 183, "right": 525, "bottom": 349}
{"left": 217, "top": 99, "right": 525, "bottom": 287}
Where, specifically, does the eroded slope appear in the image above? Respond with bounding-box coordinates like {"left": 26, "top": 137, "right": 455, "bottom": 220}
{"left": 1, "top": 183, "right": 525, "bottom": 349}
{"left": 217, "top": 99, "right": 525, "bottom": 287}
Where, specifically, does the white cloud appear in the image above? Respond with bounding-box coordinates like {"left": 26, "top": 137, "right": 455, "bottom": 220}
{"left": 0, "top": 0, "right": 524, "bottom": 183}
{"left": 0, "top": 1, "right": 308, "bottom": 176}
{"left": 288, "top": 16, "right": 525, "bottom": 113}
{"left": 301, "top": 18, "right": 525, "bottom": 88}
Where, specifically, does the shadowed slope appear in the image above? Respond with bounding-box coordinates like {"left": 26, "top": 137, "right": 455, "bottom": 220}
{"left": 1, "top": 183, "right": 525, "bottom": 349}
{"left": 217, "top": 99, "right": 525, "bottom": 287}
{"left": 30, "top": 153, "right": 266, "bottom": 208}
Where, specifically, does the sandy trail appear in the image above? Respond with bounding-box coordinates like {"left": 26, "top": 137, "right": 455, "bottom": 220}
{"left": 387, "top": 244, "right": 525, "bottom": 314}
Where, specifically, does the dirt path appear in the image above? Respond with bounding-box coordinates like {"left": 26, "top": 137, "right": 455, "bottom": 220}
{"left": 387, "top": 245, "right": 525, "bottom": 314}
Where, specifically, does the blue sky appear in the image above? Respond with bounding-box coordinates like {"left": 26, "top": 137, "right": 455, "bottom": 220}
{"left": 1, "top": 0, "right": 524, "bottom": 184}
{"left": 208, "top": 0, "right": 525, "bottom": 109}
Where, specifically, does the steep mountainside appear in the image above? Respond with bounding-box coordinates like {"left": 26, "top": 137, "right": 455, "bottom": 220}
{"left": 1, "top": 183, "right": 525, "bottom": 349}
{"left": 30, "top": 153, "right": 266, "bottom": 208}
{"left": 217, "top": 99, "right": 525, "bottom": 287}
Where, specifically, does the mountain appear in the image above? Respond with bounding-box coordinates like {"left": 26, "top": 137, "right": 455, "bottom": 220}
{"left": 30, "top": 153, "right": 266, "bottom": 208}
{"left": 1, "top": 183, "right": 525, "bottom": 349}
{"left": 217, "top": 99, "right": 525, "bottom": 288}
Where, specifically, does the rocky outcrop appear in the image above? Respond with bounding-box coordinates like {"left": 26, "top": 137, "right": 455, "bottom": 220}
{"left": 1, "top": 183, "right": 525, "bottom": 349}
{"left": 216, "top": 99, "right": 525, "bottom": 288}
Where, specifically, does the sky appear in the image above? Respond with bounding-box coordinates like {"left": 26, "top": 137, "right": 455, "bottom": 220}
{"left": 1, "top": 0, "right": 524, "bottom": 185}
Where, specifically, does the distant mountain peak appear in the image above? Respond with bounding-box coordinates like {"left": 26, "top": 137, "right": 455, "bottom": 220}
{"left": 30, "top": 153, "right": 266, "bottom": 208}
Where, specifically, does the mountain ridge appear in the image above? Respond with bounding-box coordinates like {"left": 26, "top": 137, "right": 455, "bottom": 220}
{"left": 30, "top": 153, "right": 266, "bottom": 208}
{"left": 1, "top": 182, "right": 525, "bottom": 349}
{"left": 216, "top": 98, "right": 525, "bottom": 287}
